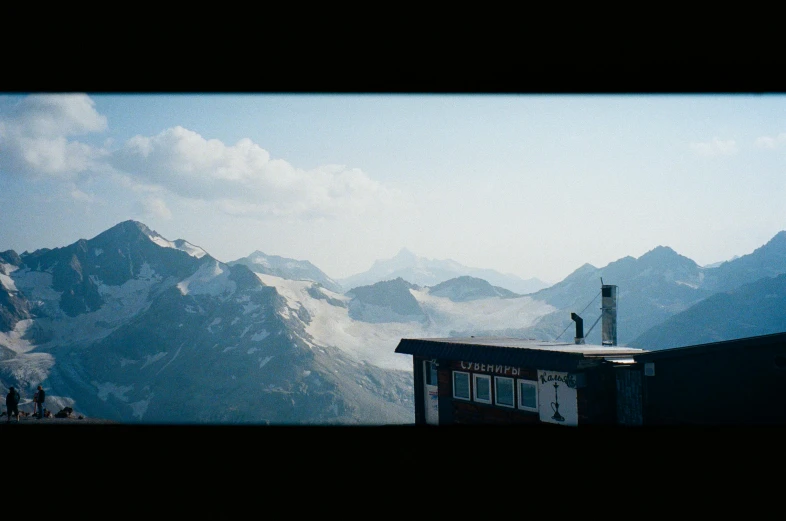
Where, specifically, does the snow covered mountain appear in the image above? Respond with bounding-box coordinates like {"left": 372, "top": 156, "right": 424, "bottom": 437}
{"left": 0, "top": 221, "right": 414, "bottom": 425}
{"left": 337, "top": 248, "right": 551, "bottom": 294}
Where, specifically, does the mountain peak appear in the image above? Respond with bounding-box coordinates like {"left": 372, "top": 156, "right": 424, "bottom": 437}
{"left": 638, "top": 245, "right": 698, "bottom": 269}
{"left": 574, "top": 263, "right": 598, "bottom": 273}
{"left": 642, "top": 245, "right": 677, "bottom": 256}
{"left": 94, "top": 220, "right": 153, "bottom": 242}
{"left": 394, "top": 248, "right": 417, "bottom": 260}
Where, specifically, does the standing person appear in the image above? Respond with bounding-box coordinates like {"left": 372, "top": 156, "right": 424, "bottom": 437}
{"left": 32, "top": 388, "right": 39, "bottom": 417}
{"left": 34, "top": 385, "right": 45, "bottom": 420}
{"left": 5, "top": 386, "right": 20, "bottom": 423}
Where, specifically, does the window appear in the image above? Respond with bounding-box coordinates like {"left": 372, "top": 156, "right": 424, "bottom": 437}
{"left": 473, "top": 374, "right": 491, "bottom": 404}
{"left": 425, "top": 360, "right": 438, "bottom": 385}
{"left": 495, "top": 376, "right": 515, "bottom": 408}
{"left": 453, "top": 371, "right": 470, "bottom": 400}
{"left": 518, "top": 379, "right": 538, "bottom": 411}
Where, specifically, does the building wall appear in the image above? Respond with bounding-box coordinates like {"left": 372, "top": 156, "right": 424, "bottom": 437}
{"left": 442, "top": 360, "right": 541, "bottom": 425}
{"left": 616, "top": 367, "right": 643, "bottom": 425}
{"left": 576, "top": 366, "right": 617, "bottom": 425}
{"left": 427, "top": 359, "right": 616, "bottom": 426}
{"left": 640, "top": 341, "right": 786, "bottom": 425}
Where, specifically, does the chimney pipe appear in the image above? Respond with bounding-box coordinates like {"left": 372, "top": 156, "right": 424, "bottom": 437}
{"left": 571, "top": 312, "right": 584, "bottom": 345}
{"left": 601, "top": 284, "right": 617, "bottom": 346}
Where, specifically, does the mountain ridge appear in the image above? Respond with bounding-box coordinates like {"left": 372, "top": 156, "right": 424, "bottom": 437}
{"left": 229, "top": 250, "right": 343, "bottom": 294}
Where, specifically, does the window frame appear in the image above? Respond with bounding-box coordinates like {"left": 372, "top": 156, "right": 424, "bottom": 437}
{"left": 517, "top": 379, "right": 538, "bottom": 411}
{"left": 494, "top": 376, "right": 515, "bottom": 408}
{"left": 452, "top": 371, "right": 471, "bottom": 400}
{"left": 473, "top": 373, "right": 492, "bottom": 404}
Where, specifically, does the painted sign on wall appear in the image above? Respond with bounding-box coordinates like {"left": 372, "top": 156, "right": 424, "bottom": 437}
{"left": 538, "top": 370, "right": 578, "bottom": 426}
{"left": 459, "top": 361, "right": 521, "bottom": 376}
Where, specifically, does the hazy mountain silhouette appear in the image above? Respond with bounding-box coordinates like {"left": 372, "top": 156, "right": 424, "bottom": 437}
{"left": 337, "top": 248, "right": 550, "bottom": 294}
{"left": 428, "top": 276, "right": 520, "bottom": 302}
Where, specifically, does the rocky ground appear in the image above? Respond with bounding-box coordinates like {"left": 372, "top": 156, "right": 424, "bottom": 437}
{"left": 1, "top": 412, "right": 120, "bottom": 425}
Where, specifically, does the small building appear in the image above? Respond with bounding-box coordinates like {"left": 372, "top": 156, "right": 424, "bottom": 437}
{"left": 394, "top": 282, "right": 786, "bottom": 426}
{"left": 394, "top": 336, "right": 645, "bottom": 426}
{"left": 394, "top": 282, "right": 638, "bottom": 426}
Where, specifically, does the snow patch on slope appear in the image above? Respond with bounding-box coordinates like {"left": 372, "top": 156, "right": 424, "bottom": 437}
{"left": 675, "top": 280, "right": 699, "bottom": 289}
{"left": 140, "top": 352, "right": 168, "bottom": 369}
{"left": 249, "top": 254, "right": 271, "bottom": 266}
{"left": 11, "top": 269, "right": 61, "bottom": 303}
{"left": 0, "top": 351, "right": 54, "bottom": 384}
{"left": 3, "top": 265, "right": 163, "bottom": 352}
{"left": 129, "top": 396, "right": 151, "bottom": 419}
{"left": 251, "top": 330, "right": 270, "bottom": 341}
{"left": 0, "top": 263, "right": 19, "bottom": 291}
{"left": 255, "top": 273, "right": 303, "bottom": 310}
{"left": 0, "top": 319, "right": 36, "bottom": 353}
{"left": 177, "top": 261, "right": 236, "bottom": 297}
{"left": 148, "top": 235, "right": 207, "bottom": 258}
{"left": 94, "top": 381, "right": 134, "bottom": 402}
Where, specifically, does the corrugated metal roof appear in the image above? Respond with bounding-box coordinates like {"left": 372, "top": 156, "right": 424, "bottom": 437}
{"left": 395, "top": 337, "right": 647, "bottom": 372}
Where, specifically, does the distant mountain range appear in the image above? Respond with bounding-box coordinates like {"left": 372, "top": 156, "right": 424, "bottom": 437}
{"left": 627, "top": 233, "right": 786, "bottom": 349}
{"left": 629, "top": 272, "right": 786, "bottom": 350}
{"left": 337, "top": 248, "right": 551, "bottom": 294}
{"left": 3, "top": 220, "right": 786, "bottom": 424}
{"left": 515, "top": 233, "right": 786, "bottom": 346}
{"left": 518, "top": 245, "right": 713, "bottom": 345}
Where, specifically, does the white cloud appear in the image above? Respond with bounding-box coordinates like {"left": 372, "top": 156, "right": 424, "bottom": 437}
{"left": 110, "top": 126, "right": 399, "bottom": 220}
{"left": 690, "top": 137, "right": 738, "bottom": 157}
{"left": 11, "top": 94, "right": 107, "bottom": 137}
{"left": 755, "top": 133, "right": 786, "bottom": 149}
{"left": 70, "top": 188, "right": 94, "bottom": 203}
{"left": 1, "top": 94, "right": 401, "bottom": 222}
{"left": 141, "top": 197, "right": 172, "bottom": 219}
{"left": 0, "top": 94, "right": 108, "bottom": 178}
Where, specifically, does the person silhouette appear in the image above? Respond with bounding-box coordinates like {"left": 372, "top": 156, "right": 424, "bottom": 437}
{"left": 34, "top": 385, "right": 45, "bottom": 419}
{"left": 5, "top": 387, "right": 20, "bottom": 423}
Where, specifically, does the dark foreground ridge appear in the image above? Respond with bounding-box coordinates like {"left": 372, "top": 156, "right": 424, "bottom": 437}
{"left": 1, "top": 415, "right": 121, "bottom": 425}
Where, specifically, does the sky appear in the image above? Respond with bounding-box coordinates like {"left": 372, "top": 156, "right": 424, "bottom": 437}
{"left": 1, "top": 92, "right": 785, "bottom": 284}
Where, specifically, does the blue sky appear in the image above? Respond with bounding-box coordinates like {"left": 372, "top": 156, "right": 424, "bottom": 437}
{"left": 1, "top": 92, "right": 785, "bottom": 284}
